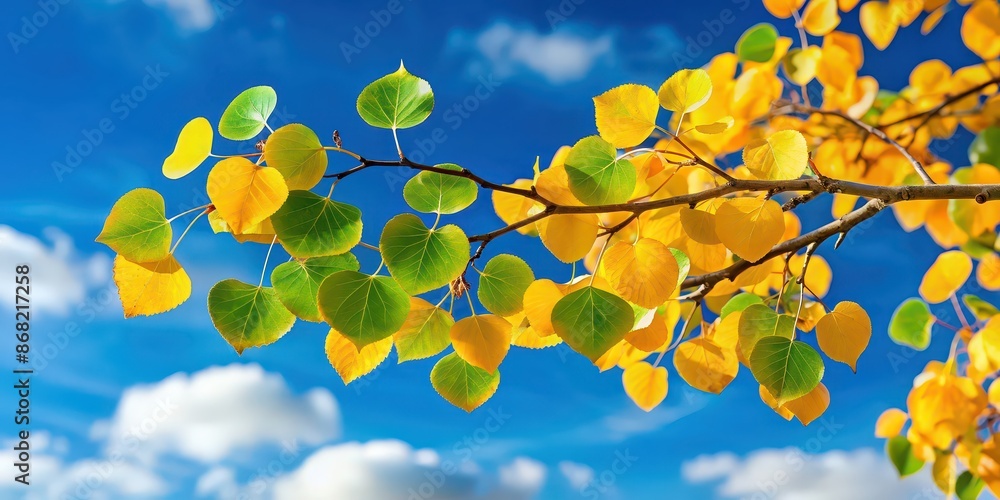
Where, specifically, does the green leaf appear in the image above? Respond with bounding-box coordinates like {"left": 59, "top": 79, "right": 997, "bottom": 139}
{"left": 552, "top": 286, "right": 634, "bottom": 362}
{"left": 357, "top": 62, "right": 434, "bottom": 130}
{"left": 394, "top": 298, "right": 454, "bottom": 363}
{"left": 670, "top": 248, "right": 691, "bottom": 291}
{"left": 564, "top": 135, "right": 637, "bottom": 206}
{"left": 956, "top": 470, "right": 985, "bottom": 500}
{"left": 317, "top": 270, "right": 411, "bottom": 348}
{"left": 477, "top": 254, "right": 535, "bottom": 316}
{"left": 430, "top": 352, "right": 500, "bottom": 412}
{"left": 721, "top": 293, "right": 764, "bottom": 319}
{"left": 969, "top": 126, "right": 1000, "bottom": 169}
{"left": 886, "top": 435, "right": 925, "bottom": 477}
{"left": 271, "top": 254, "right": 360, "bottom": 322}
{"left": 964, "top": 294, "right": 1000, "bottom": 321}
{"left": 749, "top": 336, "right": 824, "bottom": 405}
{"left": 207, "top": 279, "right": 296, "bottom": 354}
{"left": 218, "top": 86, "right": 277, "bottom": 140}
{"left": 271, "top": 190, "right": 363, "bottom": 258}
{"left": 736, "top": 23, "right": 778, "bottom": 63}
{"left": 403, "top": 163, "right": 478, "bottom": 214}
{"left": 96, "top": 188, "right": 172, "bottom": 263}
{"left": 263, "top": 123, "right": 328, "bottom": 190}
{"left": 888, "top": 298, "right": 934, "bottom": 350}
{"left": 380, "top": 214, "right": 470, "bottom": 295}
{"left": 738, "top": 304, "right": 795, "bottom": 358}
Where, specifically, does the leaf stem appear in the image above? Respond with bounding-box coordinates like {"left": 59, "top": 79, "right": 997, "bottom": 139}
{"left": 259, "top": 236, "right": 277, "bottom": 287}
{"left": 167, "top": 204, "right": 211, "bottom": 223}
{"left": 169, "top": 208, "right": 208, "bottom": 254}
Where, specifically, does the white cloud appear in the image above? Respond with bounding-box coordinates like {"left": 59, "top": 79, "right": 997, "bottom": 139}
{"left": 0, "top": 225, "right": 111, "bottom": 316}
{"left": 91, "top": 363, "right": 339, "bottom": 463}
{"left": 558, "top": 461, "right": 594, "bottom": 491}
{"left": 196, "top": 466, "right": 239, "bottom": 498}
{"left": 142, "top": 0, "right": 216, "bottom": 31}
{"left": 271, "top": 440, "right": 546, "bottom": 500}
{"left": 682, "top": 448, "right": 941, "bottom": 500}
{"left": 449, "top": 21, "right": 613, "bottom": 84}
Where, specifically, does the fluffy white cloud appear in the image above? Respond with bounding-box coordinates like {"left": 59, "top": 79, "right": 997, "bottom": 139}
{"left": 558, "top": 461, "right": 594, "bottom": 491}
{"left": 683, "top": 448, "right": 941, "bottom": 500}
{"left": 0, "top": 225, "right": 111, "bottom": 316}
{"left": 142, "top": 0, "right": 216, "bottom": 31}
{"left": 91, "top": 363, "right": 339, "bottom": 463}
{"left": 449, "top": 21, "right": 613, "bottom": 84}
{"left": 271, "top": 440, "right": 546, "bottom": 500}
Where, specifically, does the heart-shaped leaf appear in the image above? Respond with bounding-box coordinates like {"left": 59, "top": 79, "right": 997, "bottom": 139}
{"left": 431, "top": 352, "right": 500, "bottom": 412}
{"left": 207, "top": 279, "right": 296, "bottom": 354}
{"left": 380, "top": 214, "right": 469, "bottom": 295}
{"left": 263, "top": 123, "right": 328, "bottom": 190}
{"left": 552, "top": 286, "right": 634, "bottom": 362}
{"left": 271, "top": 190, "right": 363, "bottom": 258}
{"left": 218, "top": 86, "right": 277, "bottom": 140}
{"left": 357, "top": 62, "right": 434, "bottom": 130}
{"left": 317, "top": 271, "right": 410, "bottom": 348}
{"left": 97, "top": 188, "right": 172, "bottom": 263}
{"left": 271, "top": 254, "right": 360, "bottom": 322}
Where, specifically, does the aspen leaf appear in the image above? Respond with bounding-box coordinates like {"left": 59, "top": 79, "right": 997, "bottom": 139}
{"left": 552, "top": 286, "right": 634, "bottom": 362}
{"left": 760, "top": 385, "right": 795, "bottom": 420}
{"left": 963, "top": 294, "right": 1000, "bottom": 320}
{"left": 522, "top": 279, "right": 569, "bottom": 336}
{"left": 657, "top": 69, "right": 713, "bottom": 114}
{"left": 97, "top": 188, "right": 172, "bottom": 263}
{"left": 626, "top": 308, "right": 673, "bottom": 351}
{"left": 715, "top": 197, "right": 785, "bottom": 263}
{"left": 739, "top": 304, "right": 796, "bottom": 360}
{"left": 783, "top": 46, "right": 823, "bottom": 85}
{"left": 680, "top": 206, "right": 722, "bottom": 245}
{"left": 563, "top": 136, "right": 637, "bottom": 205}
{"left": 492, "top": 178, "right": 542, "bottom": 236}
{"left": 593, "top": 83, "right": 659, "bottom": 148}
{"left": 403, "top": 163, "right": 478, "bottom": 214}
{"left": 113, "top": 254, "right": 191, "bottom": 318}
{"left": 749, "top": 336, "right": 825, "bottom": 405}
{"left": 803, "top": 0, "right": 841, "bottom": 35}
{"left": 721, "top": 293, "right": 764, "bottom": 319}
{"left": 673, "top": 338, "right": 739, "bottom": 394}
{"left": 271, "top": 191, "right": 363, "bottom": 258}
{"left": 743, "top": 130, "right": 808, "bottom": 181}
{"left": 887, "top": 436, "right": 925, "bottom": 477}
{"left": 263, "top": 123, "right": 327, "bottom": 190}
{"left": 393, "top": 297, "right": 454, "bottom": 363}
{"left": 357, "top": 62, "right": 434, "bottom": 129}
{"left": 956, "top": 470, "right": 985, "bottom": 500}
{"left": 922, "top": 5, "right": 947, "bottom": 35}
{"left": 218, "top": 86, "right": 276, "bottom": 140}
{"left": 207, "top": 157, "right": 289, "bottom": 235}
{"left": 694, "top": 116, "right": 735, "bottom": 134}
{"left": 478, "top": 254, "right": 534, "bottom": 316}
{"left": 317, "top": 271, "right": 411, "bottom": 348}
{"left": 207, "top": 279, "right": 296, "bottom": 354}
{"left": 889, "top": 298, "right": 934, "bottom": 350}
{"left": 736, "top": 23, "right": 779, "bottom": 63}
{"left": 431, "top": 352, "right": 500, "bottom": 412}
{"left": 962, "top": 0, "right": 1000, "bottom": 60}
{"left": 450, "top": 315, "right": 512, "bottom": 373}
{"left": 978, "top": 252, "right": 1000, "bottom": 290}
{"left": 860, "top": 2, "right": 899, "bottom": 50}
{"left": 788, "top": 253, "right": 833, "bottom": 298}
{"left": 919, "top": 250, "right": 972, "bottom": 304}
{"left": 601, "top": 238, "right": 679, "bottom": 308}
{"left": 380, "top": 214, "right": 470, "bottom": 295}
{"left": 537, "top": 213, "right": 598, "bottom": 263}
{"left": 271, "top": 254, "right": 360, "bottom": 322}
{"left": 815, "top": 301, "right": 872, "bottom": 371}
{"left": 208, "top": 212, "right": 276, "bottom": 244}
{"left": 783, "top": 382, "right": 830, "bottom": 425}
{"left": 622, "top": 361, "right": 668, "bottom": 411}
{"left": 875, "top": 408, "right": 909, "bottom": 438}
{"left": 595, "top": 340, "right": 627, "bottom": 371}
{"left": 510, "top": 314, "right": 563, "bottom": 349}
{"left": 326, "top": 329, "right": 393, "bottom": 384}
{"left": 162, "top": 117, "right": 212, "bottom": 180}
{"left": 763, "top": 0, "right": 806, "bottom": 18}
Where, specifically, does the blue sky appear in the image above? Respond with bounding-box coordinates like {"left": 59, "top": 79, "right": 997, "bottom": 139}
{"left": 0, "top": 0, "right": 995, "bottom": 498}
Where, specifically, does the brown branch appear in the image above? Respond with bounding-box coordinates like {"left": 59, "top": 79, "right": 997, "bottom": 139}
{"left": 877, "top": 76, "right": 1000, "bottom": 129}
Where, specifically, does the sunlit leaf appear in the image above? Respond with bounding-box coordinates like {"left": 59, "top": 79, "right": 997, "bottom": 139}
{"left": 478, "top": 254, "right": 534, "bottom": 316}
{"left": 962, "top": 0, "right": 1000, "bottom": 60}
{"left": 403, "top": 163, "right": 478, "bottom": 214}
{"left": 715, "top": 196, "right": 785, "bottom": 262}
{"left": 271, "top": 254, "right": 360, "bottom": 322}
{"left": 888, "top": 298, "right": 934, "bottom": 350}
{"left": 963, "top": 294, "right": 999, "bottom": 321}
{"left": 744, "top": 130, "right": 808, "bottom": 181}
{"left": 326, "top": 328, "right": 393, "bottom": 384}
{"left": 553, "top": 286, "right": 634, "bottom": 362}
{"left": 860, "top": 2, "right": 899, "bottom": 50}
{"left": 162, "top": 117, "right": 212, "bottom": 180}
{"left": 357, "top": 62, "right": 434, "bottom": 130}
{"left": 393, "top": 297, "right": 454, "bottom": 363}
{"left": 815, "top": 301, "right": 872, "bottom": 371}
{"left": 875, "top": 408, "right": 909, "bottom": 438}
{"left": 802, "top": 0, "right": 841, "bottom": 36}
{"left": 431, "top": 352, "right": 500, "bottom": 412}
{"left": 537, "top": 213, "right": 599, "bottom": 263}
{"left": 97, "top": 188, "right": 172, "bottom": 263}
{"left": 113, "top": 254, "right": 191, "bottom": 318}
{"left": 207, "top": 157, "right": 288, "bottom": 234}
{"left": 593, "top": 83, "right": 659, "bottom": 148}
{"left": 739, "top": 304, "right": 796, "bottom": 360}
{"left": 450, "top": 315, "right": 511, "bottom": 373}
{"left": 380, "top": 214, "right": 469, "bottom": 295}
{"left": 783, "top": 382, "right": 830, "bottom": 425}
{"left": 564, "top": 135, "right": 637, "bottom": 205}
{"left": 622, "top": 361, "right": 668, "bottom": 411}
{"left": 657, "top": 69, "right": 713, "bottom": 114}
{"left": 763, "top": 0, "right": 806, "bottom": 18}
{"left": 737, "top": 23, "right": 779, "bottom": 62}
{"left": 271, "top": 190, "right": 363, "bottom": 258}
{"left": 218, "top": 86, "right": 276, "bottom": 140}
{"left": 317, "top": 270, "right": 410, "bottom": 348}
{"left": 263, "top": 123, "right": 328, "bottom": 190}
{"left": 887, "top": 435, "right": 925, "bottom": 477}
{"left": 919, "top": 250, "right": 972, "bottom": 303}
{"left": 674, "top": 338, "right": 739, "bottom": 394}
{"left": 601, "top": 238, "right": 679, "bottom": 308}
{"left": 979, "top": 252, "right": 1000, "bottom": 290}
{"left": 749, "top": 336, "right": 824, "bottom": 405}
{"left": 207, "top": 279, "right": 296, "bottom": 354}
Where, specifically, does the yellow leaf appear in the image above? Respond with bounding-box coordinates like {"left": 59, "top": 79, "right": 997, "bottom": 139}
{"left": 510, "top": 314, "right": 563, "bottom": 348}
{"left": 989, "top": 379, "right": 1000, "bottom": 406}
{"left": 596, "top": 340, "right": 627, "bottom": 371}
{"left": 962, "top": 0, "right": 1000, "bottom": 60}
{"left": 325, "top": 329, "right": 393, "bottom": 384}
{"left": 803, "top": 0, "right": 841, "bottom": 35}
{"left": 162, "top": 117, "right": 213, "bottom": 180}
{"left": 594, "top": 84, "right": 659, "bottom": 148}
{"left": 207, "top": 157, "right": 289, "bottom": 234}
{"left": 969, "top": 318, "right": 1000, "bottom": 374}
{"left": 890, "top": 0, "right": 922, "bottom": 26}
{"left": 783, "top": 46, "right": 823, "bottom": 85}
{"left": 449, "top": 315, "right": 512, "bottom": 373}
{"left": 921, "top": 4, "right": 947, "bottom": 34}
{"left": 919, "top": 250, "right": 973, "bottom": 304}
{"left": 626, "top": 308, "right": 674, "bottom": 351}
{"left": 743, "top": 130, "right": 808, "bottom": 180}
{"left": 617, "top": 344, "right": 652, "bottom": 369}
{"left": 815, "top": 301, "right": 872, "bottom": 371}
{"left": 932, "top": 453, "right": 956, "bottom": 495}
{"left": 622, "top": 361, "right": 668, "bottom": 411}
{"left": 838, "top": 0, "right": 860, "bottom": 10}
{"left": 113, "top": 254, "right": 191, "bottom": 318}
{"left": 680, "top": 206, "right": 722, "bottom": 245}
{"left": 657, "top": 69, "right": 713, "bottom": 114}
{"left": 713, "top": 312, "right": 741, "bottom": 349}
{"left": 601, "top": 238, "right": 679, "bottom": 308}
{"left": 759, "top": 385, "right": 795, "bottom": 420}
{"left": 860, "top": 2, "right": 899, "bottom": 50}
{"left": 492, "top": 179, "right": 542, "bottom": 236}
{"left": 764, "top": 0, "right": 806, "bottom": 18}
{"left": 783, "top": 383, "right": 830, "bottom": 425}
{"left": 537, "top": 214, "right": 598, "bottom": 263}
{"left": 694, "top": 116, "right": 735, "bottom": 134}
{"left": 875, "top": 408, "right": 909, "bottom": 437}
{"left": 907, "top": 371, "right": 987, "bottom": 449}
{"left": 673, "top": 338, "right": 739, "bottom": 394}
{"left": 979, "top": 252, "right": 1000, "bottom": 291}
{"left": 715, "top": 197, "right": 785, "bottom": 263}
{"left": 523, "top": 279, "right": 569, "bottom": 336}
{"left": 788, "top": 254, "right": 833, "bottom": 297}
